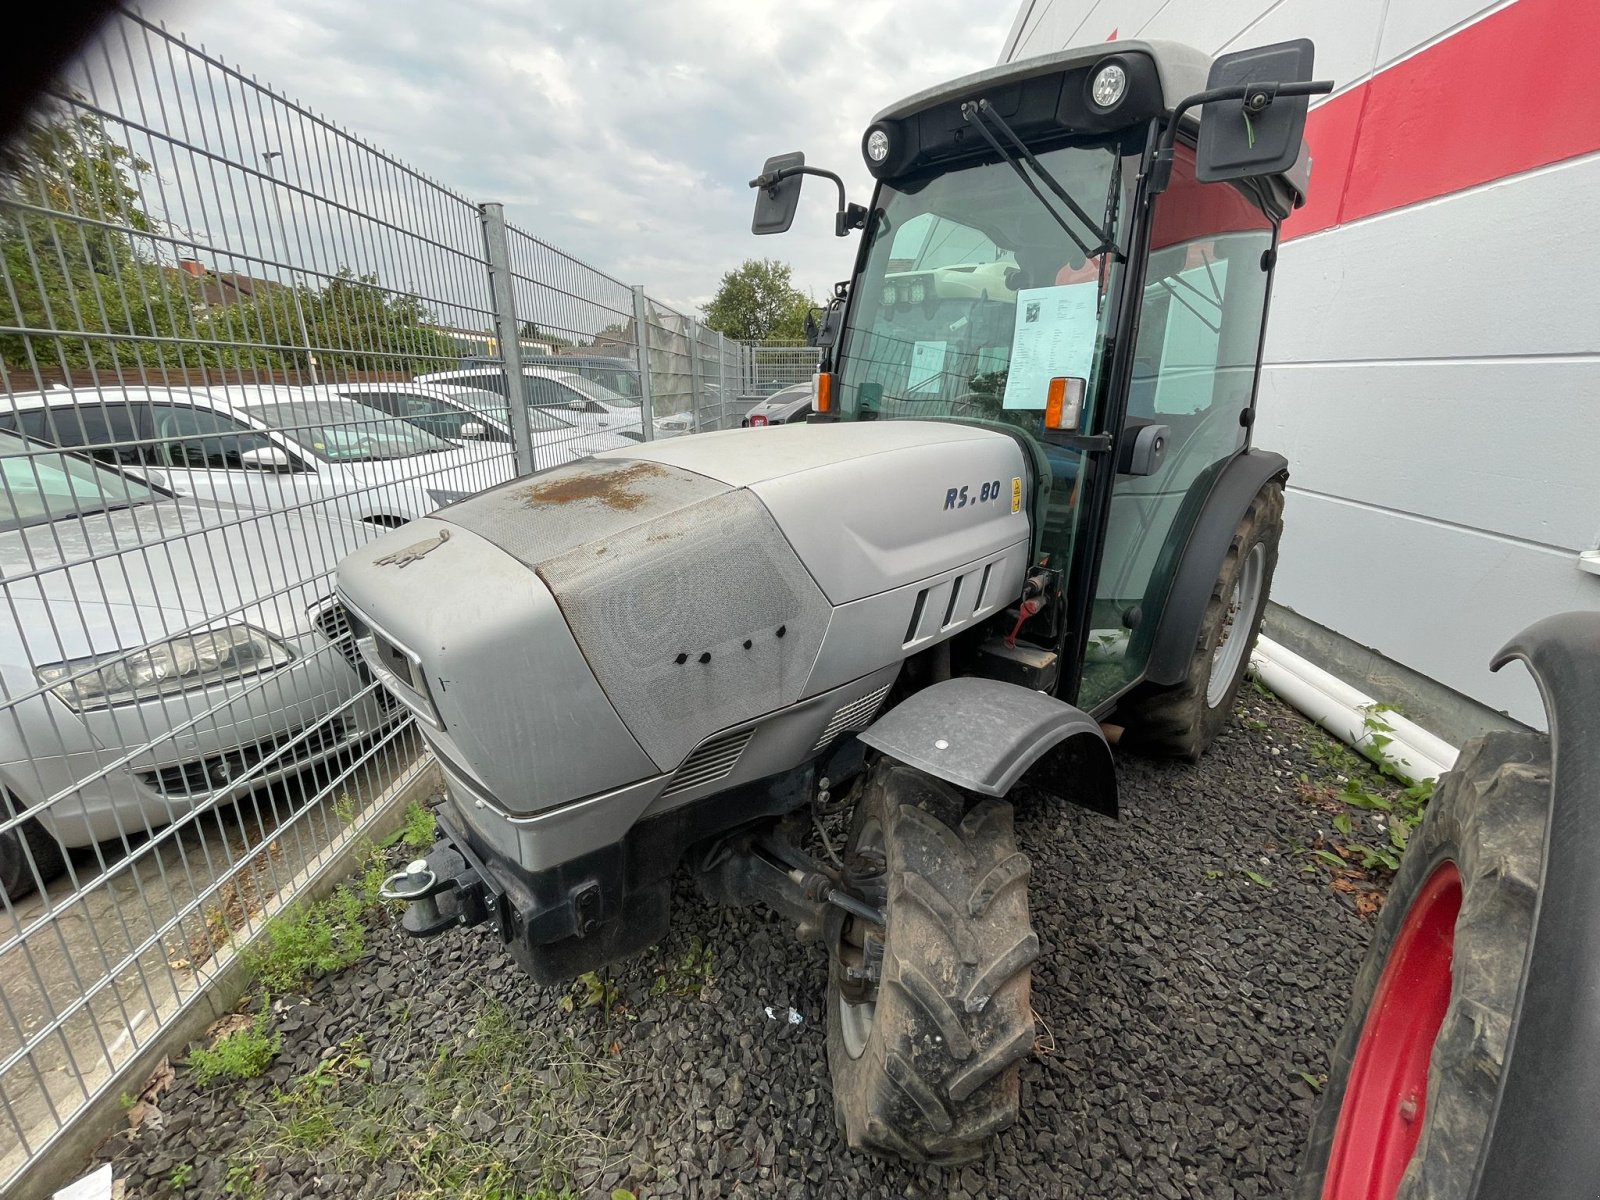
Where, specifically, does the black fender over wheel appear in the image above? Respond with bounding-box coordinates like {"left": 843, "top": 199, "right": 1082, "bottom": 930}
{"left": 1295, "top": 730, "right": 1549, "bottom": 1200}
{"left": 827, "top": 760, "right": 1038, "bottom": 1163}
{"left": 1118, "top": 479, "right": 1283, "bottom": 760}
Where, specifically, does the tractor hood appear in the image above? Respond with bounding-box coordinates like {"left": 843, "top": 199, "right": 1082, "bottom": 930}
{"left": 596, "top": 421, "right": 1030, "bottom": 605}
{"left": 335, "top": 420, "right": 1030, "bottom": 812}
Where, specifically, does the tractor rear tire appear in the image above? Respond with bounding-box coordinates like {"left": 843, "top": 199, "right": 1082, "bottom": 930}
{"left": 826, "top": 760, "right": 1037, "bottom": 1163}
{"left": 1118, "top": 479, "right": 1283, "bottom": 760}
{"left": 1294, "top": 730, "right": 1549, "bottom": 1200}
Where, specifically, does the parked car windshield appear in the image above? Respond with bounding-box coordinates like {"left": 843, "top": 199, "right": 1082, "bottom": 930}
{"left": 242, "top": 400, "right": 453, "bottom": 461}
{"left": 443, "top": 389, "right": 576, "bottom": 433}
{"left": 541, "top": 372, "right": 638, "bottom": 408}
{"left": 0, "top": 432, "right": 159, "bottom": 532}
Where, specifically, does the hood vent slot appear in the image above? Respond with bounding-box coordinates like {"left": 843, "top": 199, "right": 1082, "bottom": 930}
{"left": 812, "top": 682, "right": 894, "bottom": 753}
{"left": 660, "top": 727, "right": 755, "bottom": 799}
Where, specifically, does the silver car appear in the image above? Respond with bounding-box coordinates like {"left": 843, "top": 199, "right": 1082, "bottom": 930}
{"left": 0, "top": 432, "right": 394, "bottom": 898}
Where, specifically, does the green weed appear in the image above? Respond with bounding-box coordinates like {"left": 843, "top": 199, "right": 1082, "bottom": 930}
{"left": 168, "top": 1162, "right": 194, "bottom": 1192}
{"left": 188, "top": 1008, "right": 282, "bottom": 1086}
{"left": 242, "top": 885, "right": 366, "bottom": 993}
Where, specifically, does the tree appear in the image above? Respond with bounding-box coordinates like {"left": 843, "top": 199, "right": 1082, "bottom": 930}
{"left": 703, "top": 258, "right": 815, "bottom": 343}
{"left": 1, "top": 107, "right": 203, "bottom": 372}
{"left": 198, "top": 268, "right": 457, "bottom": 374}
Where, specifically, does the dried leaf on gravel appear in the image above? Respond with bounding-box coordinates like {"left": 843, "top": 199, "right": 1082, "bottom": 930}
{"left": 138, "top": 1057, "right": 174, "bottom": 1104}
{"left": 125, "top": 1100, "right": 162, "bottom": 1134}
{"left": 1355, "top": 891, "right": 1385, "bottom": 919}
{"left": 206, "top": 1012, "right": 255, "bottom": 1041}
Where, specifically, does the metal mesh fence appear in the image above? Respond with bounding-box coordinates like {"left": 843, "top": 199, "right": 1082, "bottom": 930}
{"left": 0, "top": 10, "right": 756, "bottom": 1193}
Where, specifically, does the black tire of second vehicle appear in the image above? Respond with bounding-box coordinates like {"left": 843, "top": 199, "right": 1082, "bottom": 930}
{"left": 0, "top": 814, "right": 67, "bottom": 901}
{"left": 826, "top": 760, "right": 1038, "bottom": 1163}
{"left": 1118, "top": 480, "right": 1284, "bottom": 760}
{"left": 1294, "top": 730, "right": 1550, "bottom": 1199}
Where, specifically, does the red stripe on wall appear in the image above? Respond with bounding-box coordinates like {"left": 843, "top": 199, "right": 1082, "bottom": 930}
{"left": 1284, "top": 0, "right": 1600, "bottom": 241}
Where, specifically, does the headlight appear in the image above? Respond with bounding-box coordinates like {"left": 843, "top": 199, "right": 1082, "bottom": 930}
{"left": 427, "top": 488, "right": 468, "bottom": 508}
{"left": 36, "top": 626, "right": 293, "bottom": 712}
{"left": 881, "top": 283, "right": 898, "bottom": 306}
{"left": 908, "top": 279, "right": 927, "bottom": 304}
{"left": 1090, "top": 62, "right": 1128, "bottom": 110}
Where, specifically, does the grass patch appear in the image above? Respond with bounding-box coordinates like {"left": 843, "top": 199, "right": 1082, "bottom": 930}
{"left": 188, "top": 1008, "right": 282, "bottom": 1087}
{"left": 242, "top": 884, "right": 367, "bottom": 994}
{"left": 647, "top": 936, "right": 715, "bottom": 1001}
{"left": 243, "top": 994, "right": 629, "bottom": 1199}
{"left": 374, "top": 799, "right": 438, "bottom": 853}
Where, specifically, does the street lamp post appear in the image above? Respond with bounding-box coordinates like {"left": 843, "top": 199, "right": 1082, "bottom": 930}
{"left": 261, "top": 151, "right": 318, "bottom": 384}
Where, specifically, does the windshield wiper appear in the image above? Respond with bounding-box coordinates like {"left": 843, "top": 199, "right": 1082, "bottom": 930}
{"left": 960, "top": 99, "right": 1115, "bottom": 258}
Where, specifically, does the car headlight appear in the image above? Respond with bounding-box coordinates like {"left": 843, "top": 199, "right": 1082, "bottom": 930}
{"left": 36, "top": 626, "right": 294, "bottom": 712}
{"left": 427, "top": 488, "right": 468, "bottom": 508}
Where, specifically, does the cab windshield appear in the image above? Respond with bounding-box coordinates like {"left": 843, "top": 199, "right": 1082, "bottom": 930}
{"left": 835, "top": 140, "right": 1135, "bottom": 433}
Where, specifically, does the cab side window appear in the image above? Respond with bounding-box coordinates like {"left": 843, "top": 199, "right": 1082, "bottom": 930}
{"left": 150, "top": 405, "right": 274, "bottom": 469}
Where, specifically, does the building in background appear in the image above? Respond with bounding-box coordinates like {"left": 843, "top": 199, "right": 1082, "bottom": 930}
{"left": 1002, "top": 0, "right": 1599, "bottom": 736}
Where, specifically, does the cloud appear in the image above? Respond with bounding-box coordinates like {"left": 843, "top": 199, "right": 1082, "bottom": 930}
{"left": 160, "top": 0, "right": 1011, "bottom": 314}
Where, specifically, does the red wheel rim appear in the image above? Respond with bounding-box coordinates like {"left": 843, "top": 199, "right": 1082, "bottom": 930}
{"left": 1324, "top": 860, "right": 1462, "bottom": 1200}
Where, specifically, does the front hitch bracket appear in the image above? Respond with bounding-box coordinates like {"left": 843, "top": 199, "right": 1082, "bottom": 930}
{"left": 380, "top": 838, "right": 508, "bottom": 938}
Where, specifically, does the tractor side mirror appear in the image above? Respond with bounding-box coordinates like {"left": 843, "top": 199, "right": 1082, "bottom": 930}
{"left": 1195, "top": 39, "right": 1317, "bottom": 183}
{"left": 751, "top": 152, "right": 806, "bottom": 235}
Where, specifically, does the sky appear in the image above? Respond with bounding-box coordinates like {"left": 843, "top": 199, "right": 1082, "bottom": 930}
{"left": 158, "top": 0, "right": 1015, "bottom": 315}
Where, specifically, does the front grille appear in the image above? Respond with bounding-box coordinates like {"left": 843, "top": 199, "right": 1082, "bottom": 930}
{"left": 313, "top": 601, "right": 400, "bottom": 714}
{"left": 137, "top": 716, "right": 350, "bottom": 797}
{"left": 812, "top": 682, "right": 893, "bottom": 753}
{"left": 659, "top": 728, "right": 754, "bottom": 799}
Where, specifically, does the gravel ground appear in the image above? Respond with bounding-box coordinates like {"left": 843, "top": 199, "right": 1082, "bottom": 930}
{"left": 89, "top": 692, "right": 1389, "bottom": 1200}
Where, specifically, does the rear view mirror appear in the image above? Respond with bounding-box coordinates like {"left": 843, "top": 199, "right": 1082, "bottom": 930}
{"left": 239, "top": 445, "right": 291, "bottom": 472}
{"left": 458, "top": 421, "right": 485, "bottom": 440}
{"left": 751, "top": 152, "right": 806, "bottom": 235}
{"left": 1196, "top": 39, "right": 1316, "bottom": 183}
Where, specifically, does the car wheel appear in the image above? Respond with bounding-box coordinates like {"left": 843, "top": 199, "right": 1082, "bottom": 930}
{"left": 1, "top": 812, "right": 67, "bottom": 901}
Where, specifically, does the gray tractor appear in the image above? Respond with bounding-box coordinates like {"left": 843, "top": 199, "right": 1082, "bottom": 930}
{"left": 339, "top": 38, "right": 1332, "bottom": 1161}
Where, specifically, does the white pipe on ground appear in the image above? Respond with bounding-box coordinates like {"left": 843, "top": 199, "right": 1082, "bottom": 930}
{"left": 1249, "top": 635, "right": 1458, "bottom": 785}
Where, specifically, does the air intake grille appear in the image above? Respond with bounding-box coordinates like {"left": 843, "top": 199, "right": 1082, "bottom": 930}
{"left": 812, "top": 682, "right": 893, "bottom": 753}
{"left": 660, "top": 728, "right": 755, "bottom": 799}
{"left": 313, "top": 601, "right": 400, "bottom": 714}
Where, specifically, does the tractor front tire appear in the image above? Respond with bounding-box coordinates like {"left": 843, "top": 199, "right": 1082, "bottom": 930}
{"left": 1119, "top": 479, "right": 1283, "bottom": 760}
{"left": 826, "top": 760, "right": 1037, "bottom": 1163}
{"left": 1295, "top": 730, "right": 1549, "bottom": 1200}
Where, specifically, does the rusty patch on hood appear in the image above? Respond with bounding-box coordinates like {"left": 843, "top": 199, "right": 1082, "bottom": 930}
{"left": 518, "top": 461, "right": 667, "bottom": 511}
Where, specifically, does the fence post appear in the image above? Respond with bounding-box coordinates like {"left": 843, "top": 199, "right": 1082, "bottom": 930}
{"left": 479, "top": 202, "right": 537, "bottom": 475}
{"left": 631, "top": 285, "right": 656, "bottom": 442}
{"left": 685, "top": 317, "right": 703, "bottom": 432}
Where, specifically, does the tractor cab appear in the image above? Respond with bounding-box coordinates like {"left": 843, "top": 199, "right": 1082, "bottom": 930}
{"left": 752, "top": 39, "right": 1326, "bottom": 719}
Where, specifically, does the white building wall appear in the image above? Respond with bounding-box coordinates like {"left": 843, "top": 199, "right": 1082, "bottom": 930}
{"left": 1002, "top": 0, "right": 1600, "bottom": 726}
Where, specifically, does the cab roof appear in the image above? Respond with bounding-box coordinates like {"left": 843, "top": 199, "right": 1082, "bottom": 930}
{"left": 873, "top": 38, "right": 1311, "bottom": 211}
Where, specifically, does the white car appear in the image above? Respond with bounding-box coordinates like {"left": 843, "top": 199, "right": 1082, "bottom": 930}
{"left": 316, "top": 381, "right": 638, "bottom": 467}
{"left": 0, "top": 431, "right": 393, "bottom": 898}
{"left": 1, "top": 386, "right": 511, "bottom": 528}
{"left": 415, "top": 365, "right": 649, "bottom": 439}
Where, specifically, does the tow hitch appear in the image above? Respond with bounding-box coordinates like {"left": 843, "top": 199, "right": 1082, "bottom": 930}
{"left": 379, "top": 839, "right": 506, "bottom": 937}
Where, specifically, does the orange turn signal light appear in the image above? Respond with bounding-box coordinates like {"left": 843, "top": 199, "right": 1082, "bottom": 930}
{"left": 813, "top": 371, "right": 834, "bottom": 414}
{"left": 1045, "top": 376, "right": 1085, "bottom": 431}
